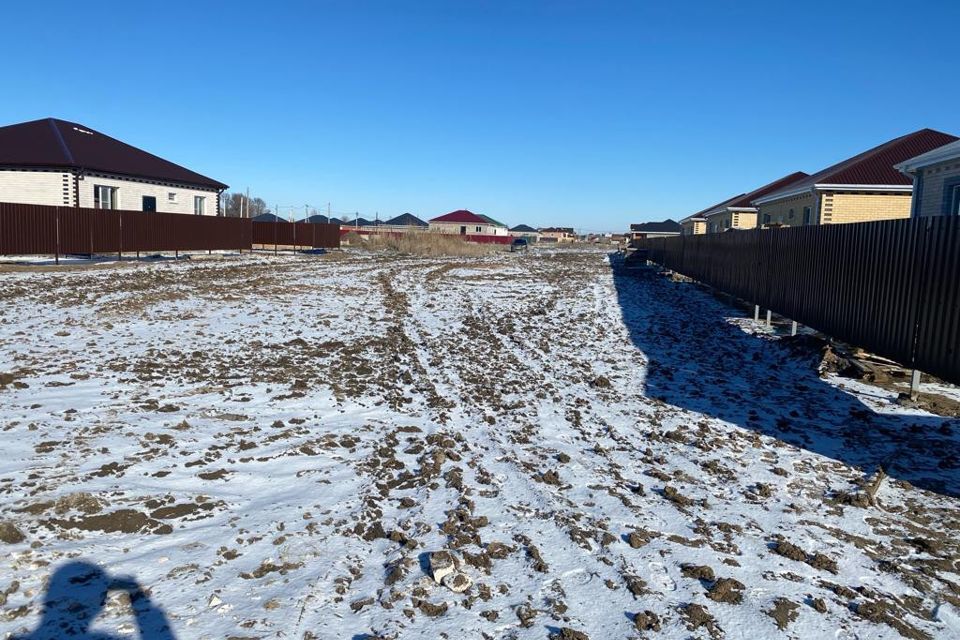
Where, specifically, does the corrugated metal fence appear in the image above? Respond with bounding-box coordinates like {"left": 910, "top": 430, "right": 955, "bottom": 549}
{"left": 635, "top": 216, "right": 960, "bottom": 384}
{"left": 0, "top": 202, "right": 340, "bottom": 256}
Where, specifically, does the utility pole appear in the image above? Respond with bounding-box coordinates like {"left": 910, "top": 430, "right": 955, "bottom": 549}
{"left": 245, "top": 187, "right": 250, "bottom": 218}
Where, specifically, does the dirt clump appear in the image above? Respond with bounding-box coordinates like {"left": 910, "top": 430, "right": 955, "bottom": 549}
{"left": 768, "top": 598, "right": 800, "bottom": 630}
{"left": 633, "top": 610, "right": 662, "bottom": 631}
{"left": 707, "top": 577, "right": 745, "bottom": 604}
{"left": 682, "top": 603, "right": 720, "bottom": 637}
{"left": 0, "top": 522, "right": 25, "bottom": 544}
{"left": 681, "top": 564, "right": 715, "bottom": 581}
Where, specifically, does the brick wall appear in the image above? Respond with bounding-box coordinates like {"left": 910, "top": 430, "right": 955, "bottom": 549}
{"left": 0, "top": 169, "right": 71, "bottom": 206}
{"left": 77, "top": 172, "right": 220, "bottom": 215}
{"left": 917, "top": 162, "right": 960, "bottom": 217}
{"left": 757, "top": 193, "right": 816, "bottom": 227}
{"left": 820, "top": 191, "right": 911, "bottom": 224}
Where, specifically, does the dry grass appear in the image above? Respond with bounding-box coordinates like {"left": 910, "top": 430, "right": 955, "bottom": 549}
{"left": 357, "top": 232, "right": 503, "bottom": 257}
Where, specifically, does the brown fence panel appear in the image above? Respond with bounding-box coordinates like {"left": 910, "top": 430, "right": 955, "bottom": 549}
{"left": 0, "top": 204, "right": 58, "bottom": 254}
{"left": 635, "top": 216, "right": 960, "bottom": 384}
{"left": 91, "top": 209, "right": 121, "bottom": 254}
{"left": 312, "top": 223, "right": 341, "bottom": 249}
{"left": 914, "top": 216, "right": 960, "bottom": 383}
{"left": 57, "top": 207, "right": 91, "bottom": 254}
{"left": 252, "top": 221, "right": 278, "bottom": 246}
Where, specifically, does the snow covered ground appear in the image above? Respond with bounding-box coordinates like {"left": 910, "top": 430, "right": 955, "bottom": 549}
{"left": 1, "top": 248, "right": 958, "bottom": 639}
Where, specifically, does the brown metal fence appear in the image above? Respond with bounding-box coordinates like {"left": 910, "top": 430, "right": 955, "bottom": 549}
{"left": 0, "top": 202, "right": 340, "bottom": 257}
{"left": 635, "top": 216, "right": 960, "bottom": 384}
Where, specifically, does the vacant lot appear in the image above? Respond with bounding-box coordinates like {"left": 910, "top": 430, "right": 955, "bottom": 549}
{"left": 1, "top": 249, "right": 958, "bottom": 639}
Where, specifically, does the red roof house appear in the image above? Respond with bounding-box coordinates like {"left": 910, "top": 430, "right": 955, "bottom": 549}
{"left": 752, "top": 129, "right": 958, "bottom": 227}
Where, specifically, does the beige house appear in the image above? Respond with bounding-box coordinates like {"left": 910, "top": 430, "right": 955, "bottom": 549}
{"left": 429, "top": 210, "right": 508, "bottom": 235}
{"left": 0, "top": 117, "right": 227, "bottom": 214}
{"left": 629, "top": 220, "right": 681, "bottom": 239}
{"left": 539, "top": 227, "right": 576, "bottom": 243}
{"left": 700, "top": 172, "right": 808, "bottom": 233}
{"left": 895, "top": 140, "right": 960, "bottom": 218}
{"left": 753, "top": 129, "right": 957, "bottom": 227}
{"left": 680, "top": 215, "right": 708, "bottom": 235}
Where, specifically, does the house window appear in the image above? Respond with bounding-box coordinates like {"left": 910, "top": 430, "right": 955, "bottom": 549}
{"left": 947, "top": 183, "right": 960, "bottom": 216}
{"left": 167, "top": 192, "right": 177, "bottom": 203}
{"left": 762, "top": 213, "right": 771, "bottom": 225}
{"left": 475, "top": 226, "right": 482, "bottom": 233}
{"left": 142, "top": 195, "right": 157, "bottom": 212}
{"left": 194, "top": 196, "right": 205, "bottom": 215}
{"left": 788, "top": 208, "right": 795, "bottom": 219}
{"left": 94, "top": 185, "right": 117, "bottom": 209}
{"left": 802, "top": 206, "right": 811, "bottom": 225}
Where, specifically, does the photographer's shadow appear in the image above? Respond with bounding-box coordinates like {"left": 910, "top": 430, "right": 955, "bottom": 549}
{"left": 13, "top": 561, "right": 176, "bottom": 640}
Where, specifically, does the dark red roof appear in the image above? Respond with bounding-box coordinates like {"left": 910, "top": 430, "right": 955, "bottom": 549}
{"left": 725, "top": 171, "right": 809, "bottom": 208}
{"left": 430, "top": 209, "right": 489, "bottom": 224}
{"left": 760, "top": 129, "right": 958, "bottom": 202}
{"left": 0, "top": 118, "right": 227, "bottom": 189}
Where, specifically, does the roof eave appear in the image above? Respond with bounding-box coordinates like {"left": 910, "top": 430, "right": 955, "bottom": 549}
{"left": 814, "top": 183, "right": 912, "bottom": 193}
{"left": 895, "top": 146, "right": 960, "bottom": 174}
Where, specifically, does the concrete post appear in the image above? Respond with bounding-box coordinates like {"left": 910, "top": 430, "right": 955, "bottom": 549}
{"left": 765, "top": 309, "right": 772, "bottom": 328}
{"left": 791, "top": 320, "right": 798, "bottom": 336}
{"left": 754, "top": 305, "right": 760, "bottom": 321}
{"left": 910, "top": 370, "right": 921, "bottom": 401}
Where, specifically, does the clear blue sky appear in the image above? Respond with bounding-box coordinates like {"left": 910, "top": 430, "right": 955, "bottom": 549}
{"left": 3, "top": 1, "right": 958, "bottom": 231}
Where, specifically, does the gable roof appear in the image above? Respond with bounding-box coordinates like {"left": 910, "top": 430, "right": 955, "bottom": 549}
{"left": 755, "top": 129, "right": 958, "bottom": 204}
{"left": 0, "top": 118, "right": 227, "bottom": 189}
{"left": 540, "top": 227, "right": 574, "bottom": 233}
{"left": 700, "top": 172, "right": 810, "bottom": 218}
{"left": 896, "top": 139, "right": 960, "bottom": 174}
{"left": 630, "top": 219, "right": 681, "bottom": 233}
{"left": 383, "top": 212, "right": 428, "bottom": 227}
{"left": 251, "top": 213, "right": 286, "bottom": 223}
{"left": 430, "top": 209, "right": 489, "bottom": 224}
{"left": 510, "top": 224, "right": 538, "bottom": 232}
{"left": 342, "top": 217, "right": 374, "bottom": 227}
{"left": 303, "top": 214, "right": 331, "bottom": 224}
{"left": 477, "top": 213, "right": 507, "bottom": 227}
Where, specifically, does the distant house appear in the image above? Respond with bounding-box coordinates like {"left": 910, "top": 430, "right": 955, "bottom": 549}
{"left": 251, "top": 213, "right": 287, "bottom": 223}
{"left": 429, "top": 210, "right": 508, "bottom": 236}
{"left": 753, "top": 129, "right": 958, "bottom": 227}
{"left": 629, "top": 220, "right": 681, "bottom": 240}
{"left": 509, "top": 224, "right": 540, "bottom": 242}
{"left": 701, "top": 172, "right": 809, "bottom": 233}
{"left": 0, "top": 117, "right": 227, "bottom": 214}
{"left": 340, "top": 217, "right": 375, "bottom": 229}
{"left": 303, "top": 214, "right": 333, "bottom": 224}
{"left": 381, "top": 212, "right": 429, "bottom": 232}
{"left": 539, "top": 227, "right": 576, "bottom": 243}
{"left": 896, "top": 140, "right": 960, "bottom": 218}
{"left": 679, "top": 207, "right": 712, "bottom": 236}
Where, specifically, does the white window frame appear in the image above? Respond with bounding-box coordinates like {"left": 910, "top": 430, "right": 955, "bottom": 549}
{"left": 168, "top": 192, "right": 177, "bottom": 203}
{"left": 94, "top": 185, "right": 118, "bottom": 210}
{"left": 194, "top": 196, "right": 205, "bottom": 215}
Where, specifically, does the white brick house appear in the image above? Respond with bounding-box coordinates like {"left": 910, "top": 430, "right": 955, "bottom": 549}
{"left": 0, "top": 118, "right": 227, "bottom": 214}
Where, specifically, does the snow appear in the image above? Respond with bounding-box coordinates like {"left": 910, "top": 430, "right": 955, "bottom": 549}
{"left": 0, "top": 248, "right": 958, "bottom": 639}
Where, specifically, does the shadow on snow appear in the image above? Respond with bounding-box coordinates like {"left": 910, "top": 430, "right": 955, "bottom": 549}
{"left": 11, "top": 561, "right": 176, "bottom": 640}
{"left": 609, "top": 255, "right": 959, "bottom": 498}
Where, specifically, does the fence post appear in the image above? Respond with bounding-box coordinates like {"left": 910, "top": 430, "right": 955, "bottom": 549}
{"left": 791, "top": 320, "right": 798, "bottom": 336}
{"left": 55, "top": 207, "right": 61, "bottom": 265}
{"left": 754, "top": 305, "right": 760, "bottom": 321}
{"left": 910, "top": 369, "right": 921, "bottom": 400}
{"left": 765, "top": 309, "right": 772, "bottom": 328}
{"left": 274, "top": 220, "right": 278, "bottom": 255}
{"left": 118, "top": 213, "right": 122, "bottom": 262}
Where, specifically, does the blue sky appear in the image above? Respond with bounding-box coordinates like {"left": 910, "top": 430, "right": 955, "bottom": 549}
{"left": 3, "top": 1, "right": 958, "bottom": 231}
